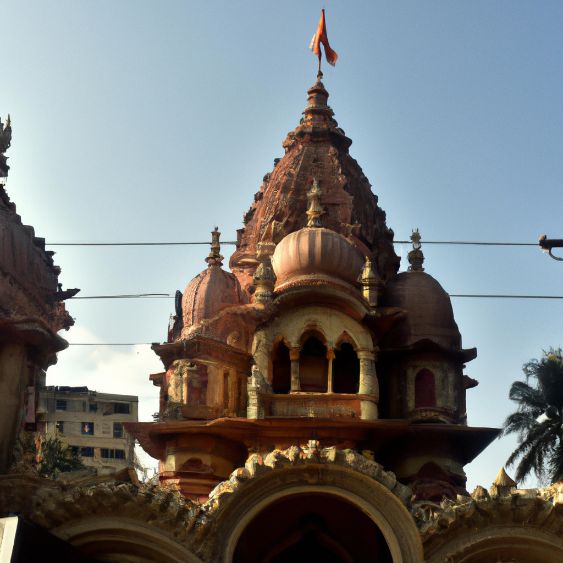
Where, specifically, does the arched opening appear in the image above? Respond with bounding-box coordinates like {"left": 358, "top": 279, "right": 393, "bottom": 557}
{"left": 299, "top": 336, "right": 328, "bottom": 392}
{"left": 415, "top": 369, "right": 436, "bottom": 408}
{"left": 332, "top": 342, "right": 360, "bottom": 394}
{"left": 272, "top": 341, "right": 291, "bottom": 394}
{"left": 233, "top": 493, "right": 392, "bottom": 563}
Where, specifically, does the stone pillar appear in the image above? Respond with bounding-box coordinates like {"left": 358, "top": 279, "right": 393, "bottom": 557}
{"left": 326, "top": 348, "right": 335, "bottom": 393}
{"left": 0, "top": 343, "right": 27, "bottom": 473}
{"left": 228, "top": 368, "right": 238, "bottom": 414}
{"left": 289, "top": 348, "right": 301, "bottom": 392}
{"left": 358, "top": 350, "right": 379, "bottom": 420}
{"left": 247, "top": 365, "right": 268, "bottom": 419}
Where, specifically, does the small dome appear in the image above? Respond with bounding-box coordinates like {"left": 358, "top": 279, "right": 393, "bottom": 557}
{"left": 271, "top": 227, "right": 364, "bottom": 287}
{"left": 182, "top": 265, "right": 246, "bottom": 329}
{"left": 381, "top": 271, "right": 461, "bottom": 350}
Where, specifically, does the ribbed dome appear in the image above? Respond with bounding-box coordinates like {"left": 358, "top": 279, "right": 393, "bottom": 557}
{"left": 182, "top": 265, "right": 246, "bottom": 329}
{"left": 271, "top": 227, "right": 364, "bottom": 287}
{"left": 381, "top": 271, "right": 461, "bottom": 351}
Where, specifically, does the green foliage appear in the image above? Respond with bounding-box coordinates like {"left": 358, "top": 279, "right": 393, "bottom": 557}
{"left": 36, "top": 436, "right": 85, "bottom": 479}
{"left": 503, "top": 348, "right": 563, "bottom": 484}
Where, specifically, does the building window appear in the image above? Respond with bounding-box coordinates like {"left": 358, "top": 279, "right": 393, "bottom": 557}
{"left": 81, "top": 422, "right": 94, "bottom": 435}
{"left": 415, "top": 369, "right": 436, "bottom": 408}
{"left": 113, "top": 422, "right": 123, "bottom": 438}
{"left": 80, "top": 447, "right": 94, "bottom": 457}
{"left": 332, "top": 342, "right": 360, "bottom": 394}
{"left": 299, "top": 336, "right": 328, "bottom": 392}
{"left": 113, "top": 403, "right": 130, "bottom": 414}
{"left": 55, "top": 400, "right": 67, "bottom": 411}
{"left": 89, "top": 402, "right": 98, "bottom": 412}
{"left": 101, "top": 448, "right": 125, "bottom": 459}
{"left": 272, "top": 341, "right": 291, "bottom": 394}
{"left": 55, "top": 421, "right": 65, "bottom": 434}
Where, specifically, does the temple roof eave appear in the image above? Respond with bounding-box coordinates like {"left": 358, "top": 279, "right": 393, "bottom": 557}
{"left": 380, "top": 340, "right": 478, "bottom": 363}
{"left": 126, "top": 418, "right": 499, "bottom": 466}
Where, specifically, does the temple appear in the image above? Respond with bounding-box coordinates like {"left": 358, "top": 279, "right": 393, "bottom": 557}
{"left": 2, "top": 77, "right": 563, "bottom": 562}
{"left": 127, "top": 76, "right": 497, "bottom": 507}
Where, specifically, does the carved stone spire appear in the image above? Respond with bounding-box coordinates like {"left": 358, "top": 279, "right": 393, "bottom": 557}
{"left": 408, "top": 229, "right": 424, "bottom": 272}
{"left": 301, "top": 77, "right": 338, "bottom": 131}
{"left": 229, "top": 78, "right": 400, "bottom": 291}
{"left": 205, "top": 227, "right": 224, "bottom": 267}
{"left": 306, "top": 179, "right": 324, "bottom": 228}
{"left": 489, "top": 467, "right": 517, "bottom": 497}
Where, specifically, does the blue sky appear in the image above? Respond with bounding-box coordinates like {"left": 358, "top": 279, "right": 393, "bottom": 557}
{"left": 2, "top": 1, "right": 563, "bottom": 489}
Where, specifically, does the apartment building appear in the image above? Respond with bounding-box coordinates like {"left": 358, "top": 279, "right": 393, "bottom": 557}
{"left": 37, "top": 386, "right": 138, "bottom": 475}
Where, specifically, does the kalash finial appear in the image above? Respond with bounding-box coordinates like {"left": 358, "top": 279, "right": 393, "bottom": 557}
{"left": 408, "top": 228, "right": 424, "bottom": 272}
{"left": 306, "top": 179, "right": 324, "bottom": 228}
{"left": 205, "top": 226, "right": 223, "bottom": 267}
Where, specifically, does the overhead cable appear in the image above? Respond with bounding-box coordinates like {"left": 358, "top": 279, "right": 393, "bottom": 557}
{"left": 47, "top": 240, "right": 538, "bottom": 248}
{"left": 71, "top": 293, "right": 563, "bottom": 300}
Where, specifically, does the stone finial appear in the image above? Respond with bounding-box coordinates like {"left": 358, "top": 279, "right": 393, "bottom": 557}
{"left": 471, "top": 485, "right": 490, "bottom": 501}
{"left": 306, "top": 179, "right": 324, "bottom": 228}
{"left": 408, "top": 228, "right": 424, "bottom": 272}
{"left": 205, "top": 226, "right": 223, "bottom": 267}
{"left": 0, "top": 114, "right": 12, "bottom": 178}
{"left": 489, "top": 467, "right": 517, "bottom": 497}
{"left": 253, "top": 241, "right": 276, "bottom": 303}
{"left": 360, "top": 256, "right": 383, "bottom": 307}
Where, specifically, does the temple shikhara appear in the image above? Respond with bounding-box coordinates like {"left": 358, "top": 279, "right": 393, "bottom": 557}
{"left": 2, "top": 57, "right": 563, "bottom": 563}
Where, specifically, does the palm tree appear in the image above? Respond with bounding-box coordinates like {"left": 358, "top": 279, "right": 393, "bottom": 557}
{"left": 503, "top": 348, "right": 563, "bottom": 484}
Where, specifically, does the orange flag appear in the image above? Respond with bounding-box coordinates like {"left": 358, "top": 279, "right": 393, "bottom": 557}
{"left": 309, "top": 9, "right": 338, "bottom": 67}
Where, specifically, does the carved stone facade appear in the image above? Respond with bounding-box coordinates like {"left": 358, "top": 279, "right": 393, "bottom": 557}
{"left": 0, "top": 118, "right": 77, "bottom": 476}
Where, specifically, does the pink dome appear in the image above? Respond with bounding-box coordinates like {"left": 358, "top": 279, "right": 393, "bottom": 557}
{"left": 271, "top": 227, "right": 364, "bottom": 287}
{"left": 182, "top": 265, "right": 246, "bottom": 329}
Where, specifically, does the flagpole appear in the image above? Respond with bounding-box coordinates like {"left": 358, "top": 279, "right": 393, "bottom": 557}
{"left": 317, "top": 53, "right": 323, "bottom": 80}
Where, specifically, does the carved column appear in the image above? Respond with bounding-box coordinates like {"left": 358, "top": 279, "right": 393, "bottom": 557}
{"left": 358, "top": 349, "right": 379, "bottom": 420}
{"left": 289, "top": 348, "right": 301, "bottom": 392}
{"left": 326, "top": 348, "right": 335, "bottom": 393}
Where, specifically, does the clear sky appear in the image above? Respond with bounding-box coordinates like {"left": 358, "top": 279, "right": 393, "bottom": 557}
{"left": 2, "top": 1, "right": 562, "bottom": 490}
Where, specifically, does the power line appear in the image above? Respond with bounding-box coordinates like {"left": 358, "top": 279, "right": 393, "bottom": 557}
{"left": 68, "top": 343, "right": 155, "bottom": 346}
{"left": 395, "top": 241, "right": 537, "bottom": 247}
{"left": 71, "top": 293, "right": 563, "bottom": 300}
{"left": 46, "top": 240, "right": 539, "bottom": 248}
{"left": 73, "top": 294, "right": 171, "bottom": 299}
{"left": 48, "top": 241, "right": 228, "bottom": 246}
{"left": 449, "top": 294, "right": 563, "bottom": 299}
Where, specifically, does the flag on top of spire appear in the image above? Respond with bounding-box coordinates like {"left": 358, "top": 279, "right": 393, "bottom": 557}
{"left": 309, "top": 9, "right": 338, "bottom": 68}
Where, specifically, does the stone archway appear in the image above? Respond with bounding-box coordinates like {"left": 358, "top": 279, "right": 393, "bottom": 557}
{"left": 51, "top": 517, "right": 202, "bottom": 563}
{"left": 196, "top": 445, "right": 423, "bottom": 562}
{"left": 233, "top": 491, "right": 392, "bottom": 562}
{"left": 420, "top": 487, "right": 563, "bottom": 562}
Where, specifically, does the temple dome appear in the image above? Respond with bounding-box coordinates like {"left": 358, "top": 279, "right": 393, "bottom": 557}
{"left": 381, "top": 271, "right": 461, "bottom": 351}
{"left": 182, "top": 266, "right": 245, "bottom": 329}
{"left": 271, "top": 226, "right": 364, "bottom": 288}
{"left": 182, "top": 228, "right": 246, "bottom": 331}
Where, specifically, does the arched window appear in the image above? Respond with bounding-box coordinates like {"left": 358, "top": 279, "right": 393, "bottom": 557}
{"left": 415, "top": 369, "right": 436, "bottom": 408}
{"left": 272, "top": 341, "right": 291, "bottom": 394}
{"left": 299, "top": 336, "right": 328, "bottom": 392}
{"left": 332, "top": 342, "right": 360, "bottom": 394}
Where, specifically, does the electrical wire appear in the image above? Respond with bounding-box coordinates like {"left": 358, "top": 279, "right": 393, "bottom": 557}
{"left": 46, "top": 240, "right": 539, "bottom": 247}
{"left": 73, "top": 294, "right": 171, "bottom": 299}
{"left": 71, "top": 293, "right": 563, "bottom": 300}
